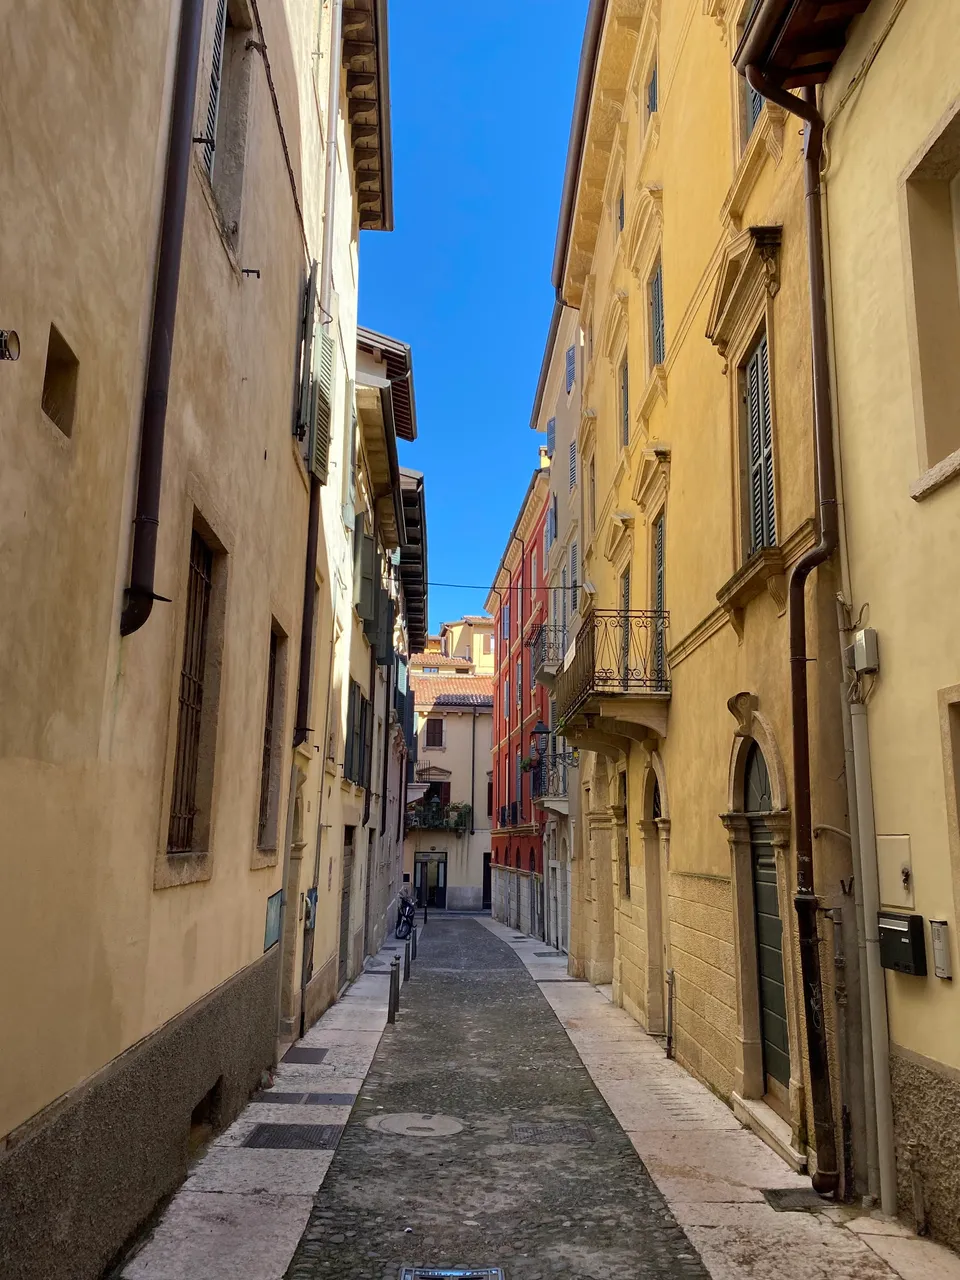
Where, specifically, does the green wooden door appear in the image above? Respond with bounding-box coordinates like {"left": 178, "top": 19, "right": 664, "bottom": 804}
{"left": 751, "top": 828, "right": 790, "bottom": 1089}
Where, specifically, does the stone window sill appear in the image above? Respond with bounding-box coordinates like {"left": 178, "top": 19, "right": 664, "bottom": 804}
{"left": 716, "top": 546, "right": 786, "bottom": 638}
{"left": 910, "top": 444, "right": 960, "bottom": 501}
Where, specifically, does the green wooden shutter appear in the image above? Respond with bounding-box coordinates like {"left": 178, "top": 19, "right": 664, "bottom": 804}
{"left": 570, "top": 542, "right": 579, "bottom": 612}
{"left": 375, "top": 589, "right": 394, "bottom": 665}
{"left": 650, "top": 262, "right": 665, "bottom": 366}
{"left": 358, "top": 534, "right": 376, "bottom": 622}
{"left": 746, "top": 335, "right": 775, "bottom": 553}
{"left": 565, "top": 346, "right": 576, "bottom": 393}
{"left": 546, "top": 416, "right": 556, "bottom": 458}
{"left": 296, "top": 261, "right": 318, "bottom": 440}
{"left": 345, "top": 681, "right": 356, "bottom": 781}
{"left": 310, "top": 328, "right": 335, "bottom": 483}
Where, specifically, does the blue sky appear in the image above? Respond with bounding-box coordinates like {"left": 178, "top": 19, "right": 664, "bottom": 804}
{"left": 359, "top": 0, "right": 589, "bottom": 636}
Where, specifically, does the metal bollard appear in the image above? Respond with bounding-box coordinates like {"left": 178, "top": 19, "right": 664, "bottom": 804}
{"left": 387, "top": 957, "right": 398, "bottom": 1024}
{"left": 423, "top": 901, "right": 428, "bottom": 926}
{"left": 394, "top": 954, "right": 402, "bottom": 1011}
{"left": 411, "top": 925, "right": 418, "bottom": 961}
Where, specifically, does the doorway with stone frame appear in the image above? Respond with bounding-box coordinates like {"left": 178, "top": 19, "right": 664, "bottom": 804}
{"left": 639, "top": 757, "right": 670, "bottom": 1035}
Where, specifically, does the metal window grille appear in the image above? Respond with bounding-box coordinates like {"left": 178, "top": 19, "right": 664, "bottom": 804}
{"left": 168, "top": 531, "right": 215, "bottom": 853}
{"left": 745, "top": 333, "right": 776, "bottom": 554}
{"left": 425, "top": 717, "right": 444, "bottom": 749}
{"left": 203, "top": 0, "right": 229, "bottom": 177}
{"left": 650, "top": 260, "right": 665, "bottom": 366}
{"left": 257, "top": 631, "right": 278, "bottom": 847}
{"left": 621, "top": 359, "right": 630, "bottom": 448}
{"left": 565, "top": 345, "right": 576, "bottom": 393}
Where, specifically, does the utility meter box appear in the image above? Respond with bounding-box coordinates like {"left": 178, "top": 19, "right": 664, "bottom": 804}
{"left": 853, "top": 627, "right": 879, "bottom": 674}
{"left": 878, "top": 911, "right": 926, "bottom": 976}
{"left": 931, "top": 920, "right": 952, "bottom": 979}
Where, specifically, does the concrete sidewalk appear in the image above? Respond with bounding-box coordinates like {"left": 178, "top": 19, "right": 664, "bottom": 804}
{"left": 116, "top": 935, "right": 413, "bottom": 1280}
{"left": 480, "top": 917, "right": 960, "bottom": 1280}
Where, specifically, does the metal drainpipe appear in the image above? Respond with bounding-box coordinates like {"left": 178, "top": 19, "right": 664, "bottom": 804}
{"left": 470, "top": 705, "right": 477, "bottom": 836}
{"left": 277, "top": 0, "right": 343, "bottom": 1050}
{"left": 120, "top": 0, "right": 205, "bottom": 636}
{"left": 745, "top": 68, "right": 839, "bottom": 1196}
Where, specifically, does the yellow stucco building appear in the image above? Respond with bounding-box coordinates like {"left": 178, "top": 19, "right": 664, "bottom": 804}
{"left": 541, "top": 0, "right": 858, "bottom": 1191}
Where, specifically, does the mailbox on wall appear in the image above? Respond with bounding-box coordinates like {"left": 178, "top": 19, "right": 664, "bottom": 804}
{"left": 878, "top": 911, "right": 927, "bottom": 976}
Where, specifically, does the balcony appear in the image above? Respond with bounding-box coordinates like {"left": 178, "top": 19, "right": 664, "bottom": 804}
{"left": 531, "top": 752, "right": 577, "bottom": 812}
{"left": 555, "top": 609, "right": 671, "bottom": 740}
{"left": 406, "top": 801, "right": 472, "bottom": 833}
{"left": 528, "top": 623, "right": 565, "bottom": 689}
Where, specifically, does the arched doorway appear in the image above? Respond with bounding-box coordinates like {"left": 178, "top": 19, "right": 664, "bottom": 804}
{"left": 745, "top": 741, "right": 791, "bottom": 1113}
{"left": 639, "top": 763, "right": 669, "bottom": 1034}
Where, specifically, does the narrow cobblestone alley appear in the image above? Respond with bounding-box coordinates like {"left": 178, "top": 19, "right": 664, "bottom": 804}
{"left": 286, "top": 916, "right": 707, "bottom": 1280}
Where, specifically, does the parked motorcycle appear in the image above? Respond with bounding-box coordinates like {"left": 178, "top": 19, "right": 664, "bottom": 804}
{"left": 395, "top": 896, "right": 416, "bottom": 940}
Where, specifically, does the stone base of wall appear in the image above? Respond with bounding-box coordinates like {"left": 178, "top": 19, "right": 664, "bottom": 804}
{"left": 303, "top": 951, "right": 338, "bottom": 1033}
{"left": 0, "top": 949, "right": 279, "bottom": 1280}
{"left": 891, "top": 1044, "right": 960, "bottom": 1251}
{"left": 446, "top": 885, "right": 482, "bottom": 911}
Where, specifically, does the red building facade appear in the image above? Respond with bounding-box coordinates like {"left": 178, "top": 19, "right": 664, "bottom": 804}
{"left": 484, "top": 462, "right": 550, "bottom": 937}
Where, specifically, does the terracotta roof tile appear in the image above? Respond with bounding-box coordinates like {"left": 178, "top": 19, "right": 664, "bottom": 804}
{"left": 410, "top": 653, "right": 476, "bottom": 670}
{"left": 411, "top": 673, "right": 494, "bottom": 707}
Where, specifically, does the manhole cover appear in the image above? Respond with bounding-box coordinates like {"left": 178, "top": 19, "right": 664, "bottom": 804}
{"left": 253, "top": 1091, "right": 356, "bottom": 1106}
{"left": 763, "top": 1187, "right": 828, "bottom": 1212}
{"left": 367, "top": 1112, "right": 465, "bottom": 1136}
{"left": 400, "top": 1271, "right": 504, "bottom": 1279}
{"left": 243, "top": 1123, "right": 343, "bottom": 1150}
{"left": 281, "top": 1046, "right": 329, "bottom": 1064}
{"left": 512, "top": 1122, "right": 593, "bottom": 1145}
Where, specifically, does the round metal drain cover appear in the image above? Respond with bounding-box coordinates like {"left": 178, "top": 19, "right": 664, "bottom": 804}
{"left": 367, "top": 1112, "right": 464, "bottom": 1136}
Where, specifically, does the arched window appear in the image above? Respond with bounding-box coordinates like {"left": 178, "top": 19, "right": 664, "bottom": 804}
{"left": 652, "top": 775, "right": 661, "bottom": 821}
{"left": 744, "top": 740, "right": 772, "bottom": 813}
{"left": 529, "top": 849, "right": 536, "bottom": 873}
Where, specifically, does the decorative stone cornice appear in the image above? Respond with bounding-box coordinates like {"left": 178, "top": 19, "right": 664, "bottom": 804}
{"left": 624, "top": 185, "right": 664, "bottom": 282}
{"left": 632, "top": 444, "right": 671, "bottom": 515}
{"left": 603, "top": 511, "right": 635, "bottom": 568}
{"left": 600, "top": 289, "right": 630, "bottom": 362}
{"left": 706, "top": 225, "right": 782, "bottom": 360}
{"left": 637, "top": 365, "right": 668, "bottom": 428}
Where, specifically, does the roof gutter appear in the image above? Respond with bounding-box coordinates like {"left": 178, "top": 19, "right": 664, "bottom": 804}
{"left": 551, "top": 0, "right": 607, "bottom": 299}
{"left": 374, "top": 0, "right": 395, "bottom": 231}
{"left": 741, "top": 54, "right": 839, "bottom": 1197}
{"left": 529, "top": 299, "right": 564, "bottom": 431}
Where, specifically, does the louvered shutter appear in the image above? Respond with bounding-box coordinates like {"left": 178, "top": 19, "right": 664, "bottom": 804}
{"left": 375, "top": 590, "right": 394, "bottom": 665}
{"left": 345, "top": 681, "right": 356, "bottom": 781}
{"left": 361, "top": 696, "right": 373, "bottom": 790}
{"left": 647, "top": 63, "right": 658, "bottom": 117}
{"left": 203, "top": 0, "right": 228, "bottom": 176}
{"left": 561, "top": 567, "right": 568, "bottom": 638}
{"left": 621, "top": 360, "right": 630, "bottom": 448}
{"left": 569, "top": 441, "right": 577, "bottom": 491}
{"left": 747, "top": 84, "right": 763, "bottom": 134}
{"left": 310, "top": 328, "right": 335, "bottom": 483}
{"left": 650, "top": 262, "right": 665, "bottom": 367}
{"left": 358, "top": 534, "right": 376, "bottom": 622}
{"left": 571, "top": 542, "right": 579, "bottom": 612}
{"left": 565, "top": 346, "right": 576, "bottom": 393}
{"left": 546, "top": 416, "right": 556, "bottom": 458}
{"left": 296, "top": 262, "right": 318, "bottom": 440}
{"left": 746, "top": 336, "right": 775, "bottom": 553}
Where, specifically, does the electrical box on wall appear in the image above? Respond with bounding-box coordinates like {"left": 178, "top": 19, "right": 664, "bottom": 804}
{"left": 931, "top": 920, "right": 952, "bottom": 979}
{"left": 852, "top": 627, "right": 879, "bottom": 674}
{"left": 878, "top": 911, "right": 927, "bottom": 975}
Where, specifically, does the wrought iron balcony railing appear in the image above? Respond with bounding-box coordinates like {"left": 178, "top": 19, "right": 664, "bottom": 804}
{"left": 528, "top": 623, "right": 565, "bottom": 679}
{"left": 406, "top": 801, "right": 472, "bottom": 832}
{"left": 531, "top": 752, "right": 578, "bottom": 803}
{"left": 555, "top": 609, "right": 670, "bottom": 724}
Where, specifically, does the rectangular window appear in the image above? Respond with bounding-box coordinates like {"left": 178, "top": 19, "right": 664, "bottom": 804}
{"left": 904, "top": 111, "right": 960, "bottom": 472}
{"left": 589, "top": 457, "right": 596, "bottom": 533}
{"left": 571, "top": 543, "right": 579, "bottom": 613}
{"left": 646, "top": 61, "right": 658, "bottom": 118}
{"left": 516, "top": 747, "right": 523, "bottom": 812}
{"left": 744, "top": 333, "right": 776, "bottom": 555}
{"left": 425, "top": 716, "right": 444, "bottom": 749}
{"left": 650, "top": 258, "right": 665, "bottom": 367}
{"left": 617, "top": 188, "right": 625, "bottom": 234}
{"left": 202, "top": 0, "right": 253, "bottom": 242}
{"left": 487, "top": 776, "right": 493, "bottom": 817}
{"left": 546, "top": 416, "right": 556, "bottom": 458}
{"left": 169, "top": 529, "right": 220, "bottom": 854}
{"left": 344, "top": 679, "right": 370, "bottom": 784}
{"left": 569, "top": 440, "right": 577, "bottom": 491}
{"left": 502, "top": 601, "right": 510, "bottom": 639}
{"left": 620, "top": 359, "right": 630, "bottom": 449}
{"left": 257, "top": 626, "right": 287, "bottom": 850}
{"left": 516, "top": 658, "right": 522, "bottom": 707}
{"left": 565, "top": 345, "right": 576, "bottom": 394}
{"left": 504, "top": 676, "right": 510, "bottom": 719}
{"left": 483, "top": 632, "right": 493, "bottom": 654}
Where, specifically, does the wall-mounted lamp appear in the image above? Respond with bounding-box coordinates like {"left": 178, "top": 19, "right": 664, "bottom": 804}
{"left": 0, "top": 330, "right": 20, "bottom": 361}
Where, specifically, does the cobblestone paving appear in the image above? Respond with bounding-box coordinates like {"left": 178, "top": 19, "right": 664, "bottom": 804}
{"left": 286, "top": 916, "right": 709, "bottom": 1280}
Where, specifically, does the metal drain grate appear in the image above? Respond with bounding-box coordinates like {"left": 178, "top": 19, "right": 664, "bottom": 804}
{"left": 763, "top": 1188, "right": 828, "bottom": 1212}
{"left": 512, "top": 1122, "right": 594, "bottom": 1145}
{"left": 253, "top": 1091, "right": 356, "bottom": 1106}
{"left": 534, "top": 951, "right": 561, "bottom": 957}
{"left": 400, "top": 1271, "right": 505, "bottom": 1279}
{"left": 281, "top": 1046, "right": 329, "bottom": 1064}
{"left": 243, "top": 1123, "right": 343, "bottom": 1150}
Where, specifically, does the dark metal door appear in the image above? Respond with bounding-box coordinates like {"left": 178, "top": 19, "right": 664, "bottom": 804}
{"left": 482, "top": 851, "right": 492, "bottom": 909}
{"left": 752, "top": 827, "right": 790, "bottom": 1090}
{"left": 338, "top": 836, "right": 354, "bottom": 992}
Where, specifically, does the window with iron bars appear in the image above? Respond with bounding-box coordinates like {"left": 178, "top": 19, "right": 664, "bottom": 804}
{"left": 257, "top": 630, "right": 279, "bottom": 848}
{"left": 168, "top": 531, "right": 215, "bottom": 854}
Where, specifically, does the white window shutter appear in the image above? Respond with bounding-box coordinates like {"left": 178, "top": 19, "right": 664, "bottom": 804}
{"left": 204, "top": 0, "right": 228, "bottom": 176}
{"left": 310, "top": 328, "right": 336, "bottom": 483}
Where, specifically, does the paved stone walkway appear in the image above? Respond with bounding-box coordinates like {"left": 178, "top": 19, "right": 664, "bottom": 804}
{"left": 286, "top": 915, "right": 708, "bottom": 1280}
